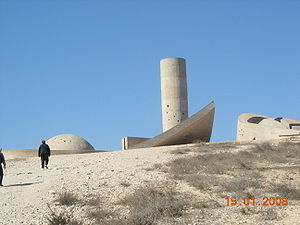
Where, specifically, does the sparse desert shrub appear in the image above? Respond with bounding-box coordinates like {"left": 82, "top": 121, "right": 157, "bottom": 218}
{"left": 153, "top": 163, "right": 162, "bottom": 169}
{"left": 183, "top": 174, "right": 219, "bottom": 190}
{"left": 223, "top": 177, "right": 260, "bottom": 193}
{"left": 168, "top": 155, "right": 205, "bottom": 175}
{"left": 86, "top": 208, "right": 115, "bottom": 224}
{"left": 85, "top": 196, "right": 102, "bottom": 206}
{"left": 271, "top": 183, "right": 300, "bottom": 200}
{"left": 240, "top": 207, "right": 251, "bottom": 215}
{"left": 243, "top": 191, "right": 255, "bottom": 199}
{"left": 277, "top": 142, "right": 300, "bottom": 159}
{"left": 169, "top": 142, "right": 299, "bottom": 176}
{"left": 120, "top": 184, "right": 185, "bottom": 225}
{"left": 55, "top": 191, "right": 80, "bottom": 206}
{"left": 192, "top": 139, "right": 206, "bottom": 144}
{"left": 260, "top": 208, "right": 279, "bottom": 220}
{"left": 235, "top": 151, "right": 255, "bottom": 169}
{"left": 96, "top": 218, "right": 126, "bottom": 225}
{"left": 47, "top": 206, "right": 82, "bottom": 225}
{"left": 251, "top": 142, "right": 288, "bottom": 163}
{"left": 201, "top": 153, "right": 232, "bottom": 174}
{"left": 238, "top": 170, "right": 262, "bottom": 179}
{"left": 171, "top": 149, "right": 192, "bottom": 154}
{"left": 119, "top": 181, "right": 131, "bottom": 187}
{"left": 166, "top": 150, "right": 264, "bottom": 195}
{"left": 168, "top": 151, "right": 254, "bottom": 176}
{"left": 144, "top": 163, "right": 163, "bottom": 172}
{"left": 192, "top": 199, "right": 221, "bottom": 209}
{"left": 144, "top": 163, "right": 163, "bottom": 171}
{"left": 253, "top": 142, "right": 274, "bottom": 153}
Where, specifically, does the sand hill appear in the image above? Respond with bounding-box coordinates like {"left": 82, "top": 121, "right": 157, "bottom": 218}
{"left": 0, "top": 139, "right": 299, "bottom": 225}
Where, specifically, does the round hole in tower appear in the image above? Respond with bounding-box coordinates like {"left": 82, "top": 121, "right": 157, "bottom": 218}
{"left": 167, "top": 105, "right": 169, "bottom": 107}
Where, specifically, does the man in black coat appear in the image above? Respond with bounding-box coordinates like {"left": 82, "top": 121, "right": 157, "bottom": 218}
{"left": 0, "top": 148, "right": 6, "bottom": 186}
{"left": 38, "top": 140, "right": 51, "bottom": 169}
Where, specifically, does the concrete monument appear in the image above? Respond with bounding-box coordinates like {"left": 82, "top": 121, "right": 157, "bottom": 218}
{"left": 237, "top": 113, "right": 300, "bottom": 141}
{"left": 122, "top": 57, "right": 215, "bottom": 149}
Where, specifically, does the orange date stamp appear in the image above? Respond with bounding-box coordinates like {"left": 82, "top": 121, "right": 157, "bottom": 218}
{"left": 225, "top": 197, "right": 288, "bottom": 206}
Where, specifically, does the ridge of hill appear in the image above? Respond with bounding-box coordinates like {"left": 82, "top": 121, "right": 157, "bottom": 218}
{"left": 0, "top": 138, "right": 299, "bottom": 225}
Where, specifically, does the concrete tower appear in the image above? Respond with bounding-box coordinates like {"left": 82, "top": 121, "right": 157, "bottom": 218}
{"left": 160, "top": 57, "right": 188, "bottom": 132}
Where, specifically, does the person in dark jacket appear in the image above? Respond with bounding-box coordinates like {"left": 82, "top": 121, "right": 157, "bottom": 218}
{"left": 38, "top": 140, "right": 51, "bottom": 169}
{"left": 0, "top": 148, "right": 6, "bottom": 186}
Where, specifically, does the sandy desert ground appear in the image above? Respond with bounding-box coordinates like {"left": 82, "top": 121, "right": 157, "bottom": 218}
{"left": 0, "top": 139, "right": 299, "bottom": 225}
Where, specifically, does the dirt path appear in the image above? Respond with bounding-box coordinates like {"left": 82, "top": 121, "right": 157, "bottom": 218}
{"left": 0, "top": 145, "right": 182, "bottom": 224}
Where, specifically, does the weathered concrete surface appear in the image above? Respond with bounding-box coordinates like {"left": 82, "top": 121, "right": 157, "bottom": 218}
{"left": 127, "top": 101, "right": 215, "bottom": 149}
{"left": 122, "top": 137, "right": 151, "bottom": 150}
{"left": 160, "top": 57, "right": 188, "bottom": 132}
{"left": 3, "top": 150, "right": 38, "bottom": 160}
{"left": 47, "top": 134, "right": 95, "bottom": 151}
{"left": 237, "top": 113, "right": 300, "bottom": 141}
{"left": 3, "top": 149, "right": 97, "bottom": 160}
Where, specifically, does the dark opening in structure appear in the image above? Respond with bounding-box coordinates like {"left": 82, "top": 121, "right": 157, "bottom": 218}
{"left": 247, "top": 117, "right": 266, "bottom": 124}
{"left": 290, "top": 123, "right": 300, "bottom": 130}
{"left": 274, "top": 117, "right": 283, "bottom": 122}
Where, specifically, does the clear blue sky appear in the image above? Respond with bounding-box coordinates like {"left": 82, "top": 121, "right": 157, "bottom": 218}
{"left": 1, "top": 0, "right": 299, "bottom": 150}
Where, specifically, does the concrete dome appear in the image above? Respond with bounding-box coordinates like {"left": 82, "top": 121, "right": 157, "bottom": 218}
{"left": 47, "top": 134, "right": 95, "bottom": 151}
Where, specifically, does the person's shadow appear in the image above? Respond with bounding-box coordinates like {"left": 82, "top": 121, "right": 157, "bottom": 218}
{"left": 4, "top": 181, "right": 42, "bottom": 187}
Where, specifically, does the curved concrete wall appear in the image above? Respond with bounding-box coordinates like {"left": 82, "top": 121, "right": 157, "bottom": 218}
{"left": 130, "top": 101, "right": 215, "bottom": 149}
{"left": 160, "top": 57, "right": 188, "bottom": 132}
{"left": 237, "top": 113, "right": 300, "bottom": 141}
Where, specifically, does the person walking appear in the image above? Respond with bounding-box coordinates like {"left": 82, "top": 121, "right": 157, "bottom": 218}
{"left": 38, "top": 140, "right": 51, "bottom": 169}
{"left": 0, "top": 148, "right": 6, "bottom": 186}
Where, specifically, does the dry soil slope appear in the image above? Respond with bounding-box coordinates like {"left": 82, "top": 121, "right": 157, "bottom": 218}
{"left": 0, "top": 139, "right": 299, "bottom": 225}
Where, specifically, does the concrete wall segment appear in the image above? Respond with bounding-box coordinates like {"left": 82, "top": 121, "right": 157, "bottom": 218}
{"left": 128, "top": 101, "right": 215, "bottom": 149}
{"left": 122, "top": 137, "right": 151, "bottom": 150}
{"left": 237, "top": 113, "right": 300, "bottom": 141}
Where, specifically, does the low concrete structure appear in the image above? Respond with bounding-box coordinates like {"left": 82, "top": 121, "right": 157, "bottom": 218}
{"left": 3, "top": 149, "right": 38, "bottom": 160}
{"left": 4, "top": 134, "right": 96, "bottom": 160}
{"left": 124, "top": 101, "right": 215, "bottom": 149}
{"left": 122, "top": 137, "right": 150, "bottom": 150}
{"left": 3, "top": 149, "right": 96, "bottom": 160}
{"left": 237, "top": 113, "right": 300, "bottom": 141}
